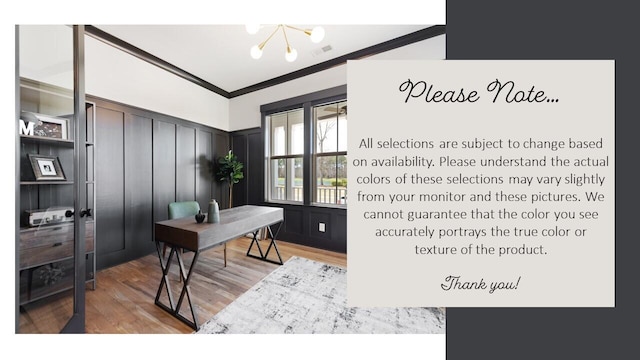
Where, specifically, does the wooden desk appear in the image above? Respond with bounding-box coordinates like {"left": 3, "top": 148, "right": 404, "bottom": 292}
{"left": 154, "top": 205, "right": 284, "bottom": 330}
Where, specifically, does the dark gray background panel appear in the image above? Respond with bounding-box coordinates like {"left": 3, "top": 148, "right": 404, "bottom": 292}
{"left": 446, "top": 1, "right": 637, "bottom": 359}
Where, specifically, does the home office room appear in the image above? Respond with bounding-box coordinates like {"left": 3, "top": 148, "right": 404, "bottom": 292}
{"left": 14, "top": 23, "right": 446, "bottom": 339}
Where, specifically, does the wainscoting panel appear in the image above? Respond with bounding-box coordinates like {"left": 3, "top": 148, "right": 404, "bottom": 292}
{"left": 231, "top": 134, "right": 247, "bottom": 206}
{"left": 92, "top": 96, "right": 228, "bottom": 269}
{"left": 152, "top": 120, "right": 176, "bottom": 223}
{"left": 284, "top": 207, "right": 304, "bottom": 235}
{"left": 214, "top": 132, "right": 230, "bottom": 208}
{"left": 176, "top": 125, "right": 196, "bottom": 202}
{"left": 309, "top": 211, "right": 331, "bottom": 241}
{"left": 331, "top": 212, "right": 347, "bottom": 253}
{"left": 196, "top": 130, "right": 213, "bottom": 210}
{"left": 124, "top": 113, "right": 154, "bottom": 259}
{"left": 95, "top": 106, "right": 126, "bottom": 268}
{"left": 247, "top": 132, "right": 264, "bottom": 205}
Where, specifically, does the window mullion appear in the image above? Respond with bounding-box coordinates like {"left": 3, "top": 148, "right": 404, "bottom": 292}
{"left": 303, "top": 102, "right": 312, "bottom": 206}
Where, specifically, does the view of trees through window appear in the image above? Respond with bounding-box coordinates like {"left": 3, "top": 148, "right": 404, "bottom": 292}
{"left": 314, "top": 101, "right": 347, "bottom": 204}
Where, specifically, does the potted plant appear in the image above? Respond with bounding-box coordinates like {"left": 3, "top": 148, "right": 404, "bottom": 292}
{"left": 216, "top": 150, "right": 244, "bottom": 208}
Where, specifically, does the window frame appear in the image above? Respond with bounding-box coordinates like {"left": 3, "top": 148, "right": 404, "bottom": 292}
{"left": 312, "top": 100, "right": 348, "bottom": 206}
{"left": 265, "top": 108, "right": 305, "bottom": 204}
{"left": 261, "top": 85, "right": 347, "bottom": 207}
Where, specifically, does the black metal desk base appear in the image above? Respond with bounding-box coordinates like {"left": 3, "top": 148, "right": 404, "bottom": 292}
{"left": 155, "top": 221, "right": 283, "bottom": 330}
{"left": 154, "top": 242, "right": 200, "bottom": 330}
{"left": 246, "top": 223, "right": 283, "bottom": 265}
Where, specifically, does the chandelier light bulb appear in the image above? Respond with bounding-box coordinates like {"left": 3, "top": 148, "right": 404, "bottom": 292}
{"left": 285, "top": 47, "right": 298, "bottom": 62}
{"left": 250, "top": 45, "right": 263, "bottom": 59}
{"left": 310, "top": 26, "right": 325, "bottom": 43}
{"left": 247, "top": 24, "right": 324, "bottom": 62}
{"left": 245, "top": 24, "right": 261, "bottom": 35}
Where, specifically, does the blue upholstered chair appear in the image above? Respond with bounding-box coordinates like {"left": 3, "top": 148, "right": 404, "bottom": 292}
{"left": 164, "top": 201, "right": 227, "bottom": 267}
{"left": 168, "top": 201, "right": 201, "bottom": 220}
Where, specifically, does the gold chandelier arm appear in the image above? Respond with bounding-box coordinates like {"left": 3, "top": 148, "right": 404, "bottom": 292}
{"left": 285, "top": 24, "right": 312, "bottom": 36}
{"left": 281, "top": 25, "right": 291, "bottom": 49}
{"left": 259, "top": 24, "right": 282, "bottom": 49}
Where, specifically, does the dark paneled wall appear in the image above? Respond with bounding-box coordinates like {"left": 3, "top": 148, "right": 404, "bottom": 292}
{"left": 92, "top": 96, "right": 228, "bottom": 269}
{"left": 124, "top": 114, "right": 153, "bottom": 260}
{"left": 214, "top": 132, "right": 231, "bottom": 208}
{"left": 231, "top": 128, "right": 346, "bottom": 253}
{"left": 95, "top": 107, "right": 126, "bottom": 268}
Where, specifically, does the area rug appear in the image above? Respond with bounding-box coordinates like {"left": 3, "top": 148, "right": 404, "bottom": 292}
{"left": 196, "top": 256, "right": 445, "bottom": 334}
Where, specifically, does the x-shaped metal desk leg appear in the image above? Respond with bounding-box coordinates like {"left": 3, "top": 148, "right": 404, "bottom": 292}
{"left": 246, "top": 222, "right": 284, "bottom": 265}
{"left": 154, "top": 241, "right": 201, "bottom": 330}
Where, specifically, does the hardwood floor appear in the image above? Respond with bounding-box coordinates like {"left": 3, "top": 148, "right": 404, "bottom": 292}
{"left": 83, "top": 237, "right": 346, "bottom": 334}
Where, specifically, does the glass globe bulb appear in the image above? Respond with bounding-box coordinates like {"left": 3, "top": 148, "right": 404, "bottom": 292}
{"left": 245, "top": 24, "right": 260, "bottom": 34}
{"left": 310, "top": 26, "right": 325, "bottom": 43}
{"left": 250, "top": 45, "right": 263, "bottom": 59}
{"left": 285, "top": 47, "right": 298, "bottom": 62}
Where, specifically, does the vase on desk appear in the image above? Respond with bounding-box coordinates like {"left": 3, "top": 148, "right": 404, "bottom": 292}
{"left": 208, "top": 199, "right": 220, "bottom": 223}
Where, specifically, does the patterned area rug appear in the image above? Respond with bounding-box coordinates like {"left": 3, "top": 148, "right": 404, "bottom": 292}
{"left": 196, "top": 256, "right": 446, "bottom": 334}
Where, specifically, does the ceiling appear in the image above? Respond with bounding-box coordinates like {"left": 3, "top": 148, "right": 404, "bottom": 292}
{"left": 92, "top": 25, "right": 435, "bottom": 95}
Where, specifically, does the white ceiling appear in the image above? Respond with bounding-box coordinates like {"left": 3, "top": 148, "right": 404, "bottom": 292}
{"left": 93, "top": 25, "right": 433, "bottom": 93}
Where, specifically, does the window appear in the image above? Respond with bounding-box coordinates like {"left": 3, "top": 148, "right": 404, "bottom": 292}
{"left": 266, "top": 108, "right": 304, "bottom": 202}
{"left": 313, "top": 101, "right": 347, "bottom": 205}
{"left": 263, "top": 86, "right": 347, "bottom": 207}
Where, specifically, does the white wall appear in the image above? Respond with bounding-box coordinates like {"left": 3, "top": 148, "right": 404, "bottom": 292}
{"left": 85, "top": 35, "right": 229, "bottom": 130}
{"left": 19, "top": 27, "right": 444, "bottom": 133}
{"left": 19, "top": 25, "right": 74, "bottom": 91}
{"left": 228, "top": 34, "right": 446, "bottom": 131}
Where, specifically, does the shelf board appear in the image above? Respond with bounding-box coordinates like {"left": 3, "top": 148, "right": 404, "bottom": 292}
{"left": 19, "top": 275, "right": 95, "bottom": 306}
{"left": 21, "top": 181, "right": 74, "bottom": 185}
{"left": 20, "top": 134, "right": 74, "bottom": 146}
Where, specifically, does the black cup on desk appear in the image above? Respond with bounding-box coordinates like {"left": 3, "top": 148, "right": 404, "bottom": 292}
{"left": 195, "top": 210, "right": 205, "bottom": 223}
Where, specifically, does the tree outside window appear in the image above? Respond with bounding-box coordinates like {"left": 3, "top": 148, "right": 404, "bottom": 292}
{"left": 313, "top": 101, "right": 347, "bottom": 205}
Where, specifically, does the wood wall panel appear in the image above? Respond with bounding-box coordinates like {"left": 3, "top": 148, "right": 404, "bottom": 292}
{"left": 247, "top": 132, "right": 264, "bottom": 204}
{"left": 125, "top": 113, "right": 154, "bottom": 258}
{"left": 231, "top": 135, "right": 247, "bottom": 206}
{"left": 95, "top": 106, "right": 125, "bottom": 269}
{"left": 152, "top": 120, "right": 176, "bottom": 223}
{"left": 214, "top": 132, "right": 230, "bottom": 208}
{"left": 284, "top": 208, "right": 303, "bottom": 234}
{"left": 196, "top": 130, "right": 213, "bottom": 210}
{"left": 176, "top": 125, "right": 196, "bottom": 202}
{"left": 91, "top": 97, "right": 227, "bottom": 269}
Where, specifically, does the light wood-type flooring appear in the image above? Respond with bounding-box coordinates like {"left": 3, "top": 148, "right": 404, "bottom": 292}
{"left": 19, "top": 237, "right": 347, "bottom": 334}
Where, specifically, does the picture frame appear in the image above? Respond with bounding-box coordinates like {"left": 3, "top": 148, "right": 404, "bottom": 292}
{"left": 20, "top": 111, "right": 69, "bottom": 140}
{"left": 27, "top": 154, "right": 67, "bottom": 181}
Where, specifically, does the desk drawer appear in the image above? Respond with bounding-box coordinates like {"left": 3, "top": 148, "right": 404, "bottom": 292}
{"left": 20, "top": 221, "right": 94, "bottom": 269}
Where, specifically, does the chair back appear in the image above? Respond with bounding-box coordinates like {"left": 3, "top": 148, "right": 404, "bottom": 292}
{"left": 168, "top": 201, "right": 201, "bottom": 220}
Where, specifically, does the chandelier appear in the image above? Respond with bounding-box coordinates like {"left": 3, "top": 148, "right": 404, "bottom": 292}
{"left": 246, "top": 24, "right": 325, "bottom": 62}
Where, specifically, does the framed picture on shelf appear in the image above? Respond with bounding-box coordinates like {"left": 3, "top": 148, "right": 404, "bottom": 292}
{"left": 27, "top": 154, "right": 66, "bottom": 181}
{"left": 20, "top": 111, "right": 68, "bottom": 139}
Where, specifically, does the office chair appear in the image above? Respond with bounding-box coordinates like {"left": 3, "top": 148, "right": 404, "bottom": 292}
{"left": 163, "top": 201, "right": 227, "bottom": 267}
